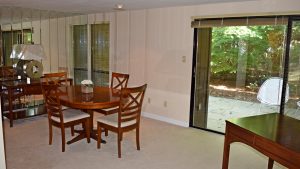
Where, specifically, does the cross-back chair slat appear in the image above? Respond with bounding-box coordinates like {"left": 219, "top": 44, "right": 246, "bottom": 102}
{"left": 94, "top": 72, "right": 130, "bottom": 117}
{"left": 43, "top": 72, "right": 70, "bottom": 86}
{"left": 111, "top": 72, "right": 129, "bottom": 90}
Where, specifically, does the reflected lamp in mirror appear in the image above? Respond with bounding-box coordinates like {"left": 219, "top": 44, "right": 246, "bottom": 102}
{"left": 10, "top": 44, "right": 46, "bottom": 60}
{"left": 10, "top": 44, "right": 46, "bottom": 79}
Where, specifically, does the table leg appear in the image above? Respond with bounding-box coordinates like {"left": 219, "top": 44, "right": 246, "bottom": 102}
{"left": 66, "top": 110, "right": 106, "bottom": 144}
{"left": 268, "top": 158, "right": 274, "bottom": 169}
{"left": 222, "top": 130, "right": 230, "bottom": 169}
{"left": 67, "top": 129, "right": 106, "bottom": 144}
{"left": 8, "top": 88, "right": 13, "bottom": 127}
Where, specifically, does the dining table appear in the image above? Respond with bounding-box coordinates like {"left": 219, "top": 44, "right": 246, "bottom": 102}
{"left": 58, "top": 85, "right": 120, "bottom": 144}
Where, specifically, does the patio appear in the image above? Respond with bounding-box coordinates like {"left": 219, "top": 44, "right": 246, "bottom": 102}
{"left": 207, "top": 96, "right": 300, "bottom": 132}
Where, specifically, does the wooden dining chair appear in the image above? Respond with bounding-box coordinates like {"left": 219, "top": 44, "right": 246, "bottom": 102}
{"left": 41, "top": 83, "right": 90, "bottom": 152}
{"left": 97, "top": 84, "right": 147, "bottom": 158}
{"left": 42, "top": 72, "right": 78, "bottom": 135}
{"left": 95, "top": 72, "right": 129, "bottom": 115}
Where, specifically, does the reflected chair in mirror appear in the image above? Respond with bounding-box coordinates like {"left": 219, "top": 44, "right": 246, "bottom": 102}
{"left": 0, "top": 66, "right": 24, "bottom": 127}
{"left": 41, "top": 83, "right": 90, "bottom": 152}
{"left": 97, "top": 84, "right": 147, "bottom": 158}
{"left": 257, "top": 77, "right": 289, "bottom": 112}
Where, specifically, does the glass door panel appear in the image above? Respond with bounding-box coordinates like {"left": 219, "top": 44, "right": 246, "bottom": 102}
{"left": 73, "top": 25, "right": 88, "bottom": 84}
{"left": 91, "top": 23, "right": 109, "bottom": 86}
{"left": 207, "top": 25, "right": 287, "bottom": 132}
{"left": 285, "top": 20, "right": 300, "bottom": 119}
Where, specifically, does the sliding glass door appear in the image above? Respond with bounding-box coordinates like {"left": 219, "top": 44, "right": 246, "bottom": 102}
{"left": 73, "top": 23, "right": 110, "bottom": 85}
{"left": 285, "top": 18, "right": 300, "bottom": 119}
{"left": 191, "top": 16, "right": 289, "bottom": 132}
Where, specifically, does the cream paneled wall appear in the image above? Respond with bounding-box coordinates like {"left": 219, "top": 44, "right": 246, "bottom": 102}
{"left": 143, "top": 7, "right": 192, "bottom": 125}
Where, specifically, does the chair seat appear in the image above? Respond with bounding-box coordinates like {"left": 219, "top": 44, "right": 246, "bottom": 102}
{"left": 97, "top": 113, "right": 136, "bottom": 128}
{"left": 61, "top": 106, "right": 70, "bottom": 110}
{"left": 51, "top": 109, "right": 90, "bottom": 123}
{"left": 97, "top": 106, "right": 119, "bottom": 115}
{"left": 102, "top": 106, "right": 118, "bottom": 112}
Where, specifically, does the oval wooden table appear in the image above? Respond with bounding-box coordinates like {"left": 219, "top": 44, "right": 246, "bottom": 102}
{"left": 58, "top": 85, "right": 120, "bottom": 144}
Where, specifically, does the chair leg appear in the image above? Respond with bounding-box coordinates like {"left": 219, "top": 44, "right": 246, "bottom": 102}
{"left": 118, "top": 132, "right": 122, "bottom": 158}
{"left": 71, "top": 126, "right": 75, "bottom": 136}
{"left": 268, "top": 158, "right": 274, "bottom": 169}
{"left": 105, "top": 129, "right": 108, "bottom": 136}
{"left": 61, "top": 126, "right": 66, "bottom": 152}
{"left": 49, "top": 122, "right": 53, "bottom": 145}
{"left": 136, "top": 127, "right": 140, "bottom": 150}
{"left": 97, "top": 123, "right": 102, "bottom": 149}
{"left": 85, "top": 120, "right": 90, "bottom": 143}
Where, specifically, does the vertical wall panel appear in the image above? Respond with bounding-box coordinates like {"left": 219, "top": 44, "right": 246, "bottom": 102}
{"left": 115, "top": 11, "right": 130, "bottom": 73}
{"left": 31, "top": 20, "right": 41, "bottom": 44}
{"left": 49, "top": 18, "right": 58, "bottom": 72}
{"left": 128, "top": 10, "right": 146, "bottom": 86}
{"left": 41, "top": 19, "right": 50, "bottom": 73}
{"left": 58, "top": 17, "right": 67, "bottom": 69}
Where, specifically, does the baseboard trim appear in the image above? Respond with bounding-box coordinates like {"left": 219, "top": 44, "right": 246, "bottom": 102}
{"left": 142, "top": 112, "right": 189, "bottom": 127}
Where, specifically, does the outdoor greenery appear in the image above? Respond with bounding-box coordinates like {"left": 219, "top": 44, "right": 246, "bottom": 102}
{"left": 210, "top": 24, "right": 300, "bottom": 92}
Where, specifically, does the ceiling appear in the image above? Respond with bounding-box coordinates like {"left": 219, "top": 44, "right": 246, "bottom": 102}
{"left": 0, "top": 0, "right": 254, "bottom": 25}
{"left": 0, "top": 0, "right": 254, "bottom": 14}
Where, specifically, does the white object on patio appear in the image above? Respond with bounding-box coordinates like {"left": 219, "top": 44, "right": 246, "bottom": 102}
{"left": 257, "top": 77, "right": 289, "bottom": 111}
{"left": 295, "top": 101, "right": 300, "bottom": 114}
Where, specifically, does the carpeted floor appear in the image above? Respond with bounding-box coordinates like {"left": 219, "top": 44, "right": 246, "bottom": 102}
{"left": 3, "top": 115, "right": 285, "bottom": 169}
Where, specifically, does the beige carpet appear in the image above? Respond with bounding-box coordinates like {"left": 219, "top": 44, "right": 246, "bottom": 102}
{"left": 3, "top": 115, "right": 285, "bottom": 169}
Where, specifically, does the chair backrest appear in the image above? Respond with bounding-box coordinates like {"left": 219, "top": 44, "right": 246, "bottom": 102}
{"left": 257, "top": 77, "right": 289, "bottom": 106}
{"left": 41, "top": 84, "right": 64, "bottom": 122}
{"left": 42, "top": 72, "right": 70, "bottom": 86}
{"left": 111, "top": 72, "right": 129, "bottom": 90}
{"left": 118, "top": 84, "right": 147, "bottom": 128}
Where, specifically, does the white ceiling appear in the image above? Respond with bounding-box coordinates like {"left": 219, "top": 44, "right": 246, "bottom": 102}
{"left": 0, "top": 0, "right": 254, "bottom": 14}
{"left": 0, "top": 0, "right": 254, "bottom": 25}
